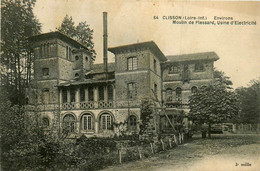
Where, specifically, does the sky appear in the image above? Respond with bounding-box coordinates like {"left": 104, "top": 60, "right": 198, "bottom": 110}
{"left": 33, "top": 0, "right": 260, "bottom": 89}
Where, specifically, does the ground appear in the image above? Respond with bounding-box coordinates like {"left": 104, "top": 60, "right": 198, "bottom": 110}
{"left": 103, "top": 133, "right": 260, "bottom": 171}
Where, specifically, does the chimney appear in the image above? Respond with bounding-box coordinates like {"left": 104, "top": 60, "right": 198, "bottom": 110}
{"left": 103, "top": 12, "right": 108, "bottom": 79}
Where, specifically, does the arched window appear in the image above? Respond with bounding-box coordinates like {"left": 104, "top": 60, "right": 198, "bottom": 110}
{"left": 75, "top": 73, "right": 79, "bottom": 77}
{"left": 166, "top": 88, "right": 173, "bottom": 102}
{"left": 128, "top": 115, "right": 137, "bottom": 131}
{"left": 75, "top": 55, "right": 79, "bottom": 60}
{"left": 191, "top": 86, "right": 198, "bottom": 95}
{"left": 42, "top": 117, "right": 50, "bottom": 128}
{"left": 81, "top": 114, "right": 94, "bottom": 131}
{"left": 176, "top": 87, "right": 182, "bottom": 101}
{"left": 195, "top": 63, "right": 204, "bottom": 72}
{"left": 63, "top": 114, "right": 76, "bottom": 133}
{"left": 99, "top": 113, "right": 113, "bottom": 130}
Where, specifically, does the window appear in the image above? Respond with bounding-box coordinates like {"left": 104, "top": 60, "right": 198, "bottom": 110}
{"left": 128, "top": 115, "right": 137, "bottom": 131}
{"left": 166, "top": 88, "right": 173, "bottom": 102}
{"left": 176, "top": 87, "right": 182, "bottom": 102}
{"left": 42, "top": 68, "right": 49, "bottom": 76}
{"left": 44, "top": 44, "right": 46, "bottom": 57}
{"left": 98, "top": 86, "right": 104, "bottom": 101}
{"left": 88, "top": 86, "right": 94, "bottom": 101}
{"left": 62, "top": 89, "right": 67, "bottom": 103}
{"left": 81, "top": 114, "right": 93, "bottom": 131}
{"left": 154, "top": 84, "right": 158, "bottom": 97}
{"left": 63, "top": 114, "right": 76, "bottom": 133}
{"left": 70, "top": 88, "right": 76, "bottom": 102}
{"left": 47, "top": 43, "right": 50, "bottom": 56}
{"left": 42, "top": 117, "right": 50, "bottom": 128}
{"left": 107, "top": 85, "right": 113, "bottom": 101}
{"left": 69, "top": 47, "right": 72, "bottom": 60}
{"left": 127, "top": 57, "right": 137, "bottom": 70}
{"left": 169, "top": 65, "right": 180, "bottom": 74}
{"left": 191, "top": 86, "right": 198, "bottom": 95}
{"left": 75, "top": 56, "right": 79, "bottom": 60}
{"left": 40, "top": 44, "right": 43, "bottom": 58}
{"left": 66, "top": 46, "right": 69, "bottom": 59}
{"left": 80, "top": 87, "right": 85, "bottom": 102}
{"left": 42, "top": 88, "right": 49, "bottom": 104}
{"left": 154, "top": 59, "right": 157, "bottom": 73}
{"left": 100, "top": 113, "right": 112, "bottom": 130}
{"left": 75, "top": 73, "right": 79, "bottom": 77}
{"left": 85, "top": 56, "right": 88, "bottom": 61}
{"left": 195, "top": 63, "right": 204, "bottom": 72}
{"left": 127, "top": 82, "right": 137, "bottom": 99}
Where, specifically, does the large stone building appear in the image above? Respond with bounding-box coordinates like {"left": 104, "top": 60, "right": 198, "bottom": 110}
{"left": 26, "top": 31, "right": 219, "bottom": 137}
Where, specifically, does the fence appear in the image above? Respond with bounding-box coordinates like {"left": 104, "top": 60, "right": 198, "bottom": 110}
{"left": 116, "top": 134, "right": 185, "bottom": 164}
{"left": 234, "top": 123, "right": 260, "bottom": 133}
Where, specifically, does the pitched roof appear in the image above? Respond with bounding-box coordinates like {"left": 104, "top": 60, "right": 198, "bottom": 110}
{"left": 165, "top": 52, "right": 219, "bottom": 63}
{"left": 57, "top": 79, "right": 115, "bottom": 87}
{"left": 108, "top": 41, "right": 167, "bottom": 62}
{"left": 28, "top": 31, "right": 89, "bottom": 50}
{"left": 90, "top": 63, "right": 115, "bottom": 74}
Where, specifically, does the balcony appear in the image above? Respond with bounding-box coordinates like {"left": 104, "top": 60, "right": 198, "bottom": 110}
{"left": 165, "top": 102, "right": 182, "bottom": 108}
{"left": 61, "top": 101, "right": 115, "bottom": 110}
{"left": 24, "top": 104, "right": 59, "bottom": 111}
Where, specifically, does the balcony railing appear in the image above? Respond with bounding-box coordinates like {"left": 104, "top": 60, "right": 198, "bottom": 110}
{"left": 61, "top": 101, "right": 115, "bottom": 110}
{"left": 24, "top": 104, "right": 59, "bottom": 111}
{"left": 165, "top": 102, "right": 182, "bottom": 108}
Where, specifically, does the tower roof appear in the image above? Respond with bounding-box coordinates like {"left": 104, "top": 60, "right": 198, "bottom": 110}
{"left": 28, "top": 31, "right": 89, "bottom": 50}
{"left": 165, "top": 51, "right": 219, "bottom": 63}
{"left": 108, "top": 41, "right": 167, "bottom": 62}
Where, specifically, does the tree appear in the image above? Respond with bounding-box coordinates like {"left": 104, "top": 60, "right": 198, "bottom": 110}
{"left": 1, "top": 0, "right": 41, "bottom": 105}
{"left": 0, "top": 91, "right": 62, "bottom": 170}
{"left": 235, "top": 78, "right": 260, "bottom": 124}
{"left": 57, "top": 15, "right": 96, "bottom": 58}
{"left": 139, "top": 98, "right": 156, "bottom": 140}
{"left": 188, "top": 69, "right": 240, "bottom": 138}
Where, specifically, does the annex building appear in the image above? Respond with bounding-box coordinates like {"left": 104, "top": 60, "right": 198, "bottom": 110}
{"left": 26, "top": 31, "right": 219, "bottom": 137}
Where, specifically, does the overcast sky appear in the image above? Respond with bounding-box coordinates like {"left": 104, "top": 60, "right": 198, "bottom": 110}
{"left": 33, "top": 0, "right": 260, "bottom": 89}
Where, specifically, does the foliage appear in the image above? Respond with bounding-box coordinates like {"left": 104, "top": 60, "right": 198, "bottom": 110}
{"left": 188, "top": 69, "right": 240, "bottom": 138}
{"left": 57, "top": 15, "right": 96, "bottom": 58}
{"left": 235, "top": 78, "right": 260, "bottom": 124}
{"left": 1, "top": 0, "right": 41, "bottom": 105}
{"left": 139, "top": 98, "right": 155, "bottom": 135}
{"left": 0, "top": 92, "right": 59, "bottom": 170}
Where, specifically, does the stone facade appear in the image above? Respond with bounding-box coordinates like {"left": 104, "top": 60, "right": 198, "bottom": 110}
{"left": 26, "top": 32, "right": 219, "bottom": 137}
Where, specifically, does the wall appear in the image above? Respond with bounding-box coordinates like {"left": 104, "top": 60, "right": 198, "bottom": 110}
{"left": 59, "top": 108, "right": 140, "bottom": 136}
{"left": 114, "top": 48, "right": 164, "bottom": 108}
{"left": 162, "top": 61, "right": 214, "bottom": 82}
{"left": 162, "top": 60, "right": 215, "bottom": 104}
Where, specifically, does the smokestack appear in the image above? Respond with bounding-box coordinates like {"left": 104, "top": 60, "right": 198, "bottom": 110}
{"left": 103, "top": 12, "right": 108, "bottom": 79}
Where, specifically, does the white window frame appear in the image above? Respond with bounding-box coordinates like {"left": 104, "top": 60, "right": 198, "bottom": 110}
{"left": 127, "top": 57, "right": 137, "bottom": 70}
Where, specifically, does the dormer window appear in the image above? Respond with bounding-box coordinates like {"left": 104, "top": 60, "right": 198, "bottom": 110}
{"left": 194, "top": 63, "right": 204, "bottom": 72}
{"left": 127, "top": 57, "right": 137, "bottom": 70}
